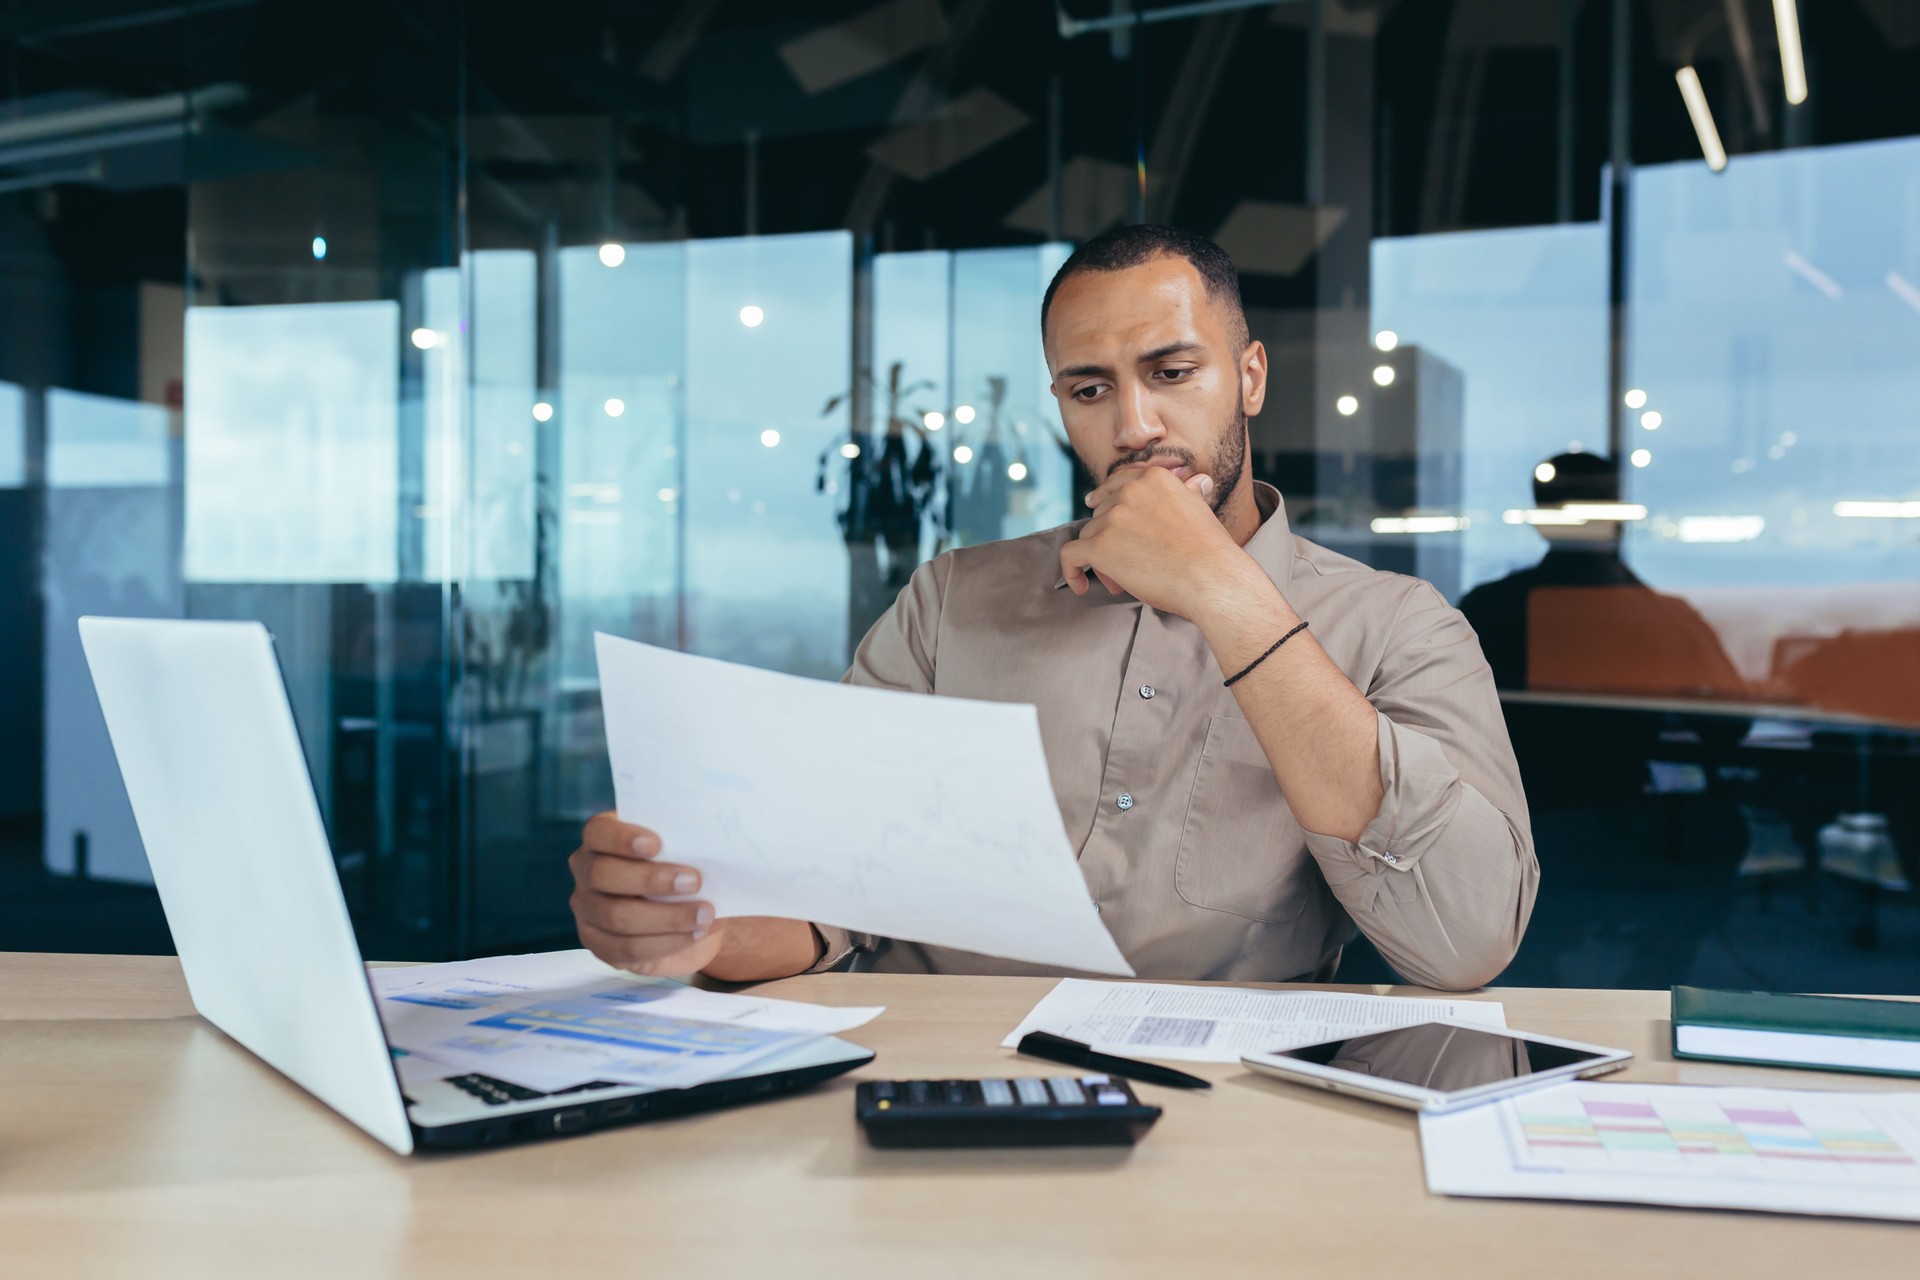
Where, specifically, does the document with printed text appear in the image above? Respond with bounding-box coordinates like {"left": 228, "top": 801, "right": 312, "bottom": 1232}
{"left": 1001, "top": 978, "right": 1507, "bottom": 1063}
{"left": 595, "top": 633, "right": 1134, "bottom": 975}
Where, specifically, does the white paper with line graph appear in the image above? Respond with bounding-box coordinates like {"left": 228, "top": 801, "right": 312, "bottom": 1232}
{"left": 594, "top": 633, "right": 1133, "bottom": 975}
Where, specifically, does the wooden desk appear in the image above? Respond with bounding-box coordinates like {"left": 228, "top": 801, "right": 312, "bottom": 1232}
{"left": 2, "top": 954, "right": 1910, "bottom": 1277}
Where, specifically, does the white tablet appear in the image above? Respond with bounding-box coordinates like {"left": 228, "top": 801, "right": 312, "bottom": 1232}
{"left": 1241, "top": 1019, "right": 1632, "bottom": 1113}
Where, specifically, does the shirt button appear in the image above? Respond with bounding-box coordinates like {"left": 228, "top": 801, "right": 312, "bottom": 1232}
{"left": 1116, "top": 793, "right": 1134, "bottom": 811}
{"left": 1138, "top": 684, "right": 1155, "bottom": 699}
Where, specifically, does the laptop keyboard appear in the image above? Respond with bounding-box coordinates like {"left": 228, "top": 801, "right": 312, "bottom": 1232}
{"left": 447, "top": 1074, "right": 622, "bottom": 1106}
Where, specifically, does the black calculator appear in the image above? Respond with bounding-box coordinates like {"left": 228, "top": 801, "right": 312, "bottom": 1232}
{"left": 854, "top": 1075, "right": 1162, "bottom": 1148}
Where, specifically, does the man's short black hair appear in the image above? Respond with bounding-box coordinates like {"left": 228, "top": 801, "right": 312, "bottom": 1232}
{"left": 1534, "top": 451, "right": 1618, "bottom": 507}
{"left": 1041, "top": 223, "right": 1249, "bottom": 349}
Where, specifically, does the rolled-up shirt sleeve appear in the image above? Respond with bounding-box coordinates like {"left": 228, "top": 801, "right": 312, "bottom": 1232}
{"left": 1301, "top": 581, "right": 1539, "bottom": 991}
{"left": 797, "top": 555, "right": 949, "bottom": 974}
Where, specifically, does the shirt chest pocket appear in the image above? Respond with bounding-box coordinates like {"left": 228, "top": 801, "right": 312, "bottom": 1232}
{"left": 1174, "top": 715, "right": 1313, "bottom": 925}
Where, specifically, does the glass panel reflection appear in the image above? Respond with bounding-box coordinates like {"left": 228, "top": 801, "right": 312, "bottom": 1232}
{"left": 948, "top": 243, "right": 1075, "bottom": 546}
{"left": 42, "top": 391, "right": 182, "bottom": 886}
{"left": 0, "top": 382, "right": 24, "bottom": 488}
{"left": 421, "top": 251, "right": 538, "bottom": 584}
{"left": 1624, "top": 138, "right": 1920, "bottom": 725}
{"left": 684, "top": 232, "right": 853, "bottom": 677}
{"left": 46, "top": 388, "right": 172, "bottom": 488}
{"left": 1372, "top": 225, "right": 1610, "bottom": 601}
{"left": 183, "top": 302, "right": 401, "bottom": 584}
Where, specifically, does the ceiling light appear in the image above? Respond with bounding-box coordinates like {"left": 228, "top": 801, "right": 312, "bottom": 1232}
{"left": 1630, "top": 449, "right": 1652, "bottom": 468}
{"left": 839, "top": 442, "right": 860, "bottom": 459}
{"left": 1774, "top": 0, "right": 1807, "bottom": 106}
{"left": 311, "top": 236, "right": 327, "bottom": 261}
{"left": 1504, "top": 508, "right": 1590, "bottom": 526}
{"left": 924, "top": 411, "right": 946, "bottom": 431}
{"left": 1534, "top": 462, "right": 1557, "bottom": 483}
{"left": 1624, "top": 388, "right": 1647, "bottom": 409}
{"left": 1374, "top": 330, "right": 1399, "bottom": 351}
{"left": 1783, "top": 250, "right": 1842, "bottom": 299}
{"left": 1563, "top": 502, "right": 1649, "bottom": 521}
{"left": 598, "top": 242, "right": 626, "bottom": 268}
{"left": 759, "top": 428, "right": 781, "bottom": 448}
{"left": 1335, "top": 395, "right": 1358, "bottom": 416}
{"left": 1678, "top": 515, "right": 1765, "bottom": 543}
{"left": 1834, "top": 500, "right": 1920, "bottom": 518}
{"left": 954, "top": 405, "right": 976, "bottom": 424}
{"left": 1641, "top": 411, "right": 1662, "bottom": 430}
{"left": 532, "top": 401, "right": 553, "bottom": 422}
{"left": 410, "top": 328, "right": 440, "bottom": 350}
{"left": 655, "top": 487, "right": 676, "bottom": 503}
{"left": 1887, "top": 272, "right": 1920, "bottom": 314}
{"left": 1675, "top": 67, "right": 1727, "bottom": 172}
{"left": 603, "top": 398, "right": 625, "bottom": 418}
{"left": 1371, "top": 515, "right": 1468, "bottom": 534}
{"left": 952, "top": 445, "right": 973, "bottom": 464}
{"left": 1372, "top": 365, "right": 1395, "bottom": 387}
{"left": 739, "top": 305, "right": 765, "bottom": 328}
{"left": 1007, "top": 462, "right": 1028, "bottom": 481}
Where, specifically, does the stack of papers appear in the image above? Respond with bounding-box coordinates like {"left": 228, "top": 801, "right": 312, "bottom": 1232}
{"left": 371, "top": 950, "right": 882, "bottom": 1093}
{"left": 1420, "top": 1080, "right": 1920, "bottom": 1222}
{"left": 1001, "top": 979, "right": 1507, "bottom": 1063}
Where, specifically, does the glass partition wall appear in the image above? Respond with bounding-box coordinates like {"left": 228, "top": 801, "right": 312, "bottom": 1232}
{"left": 3, "top": 1, "right": 1915, "bottom": 989}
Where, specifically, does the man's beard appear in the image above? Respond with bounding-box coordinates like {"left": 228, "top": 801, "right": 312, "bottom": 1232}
{"left": 1102, "top": 395, "right": 1248, "bottom": 516}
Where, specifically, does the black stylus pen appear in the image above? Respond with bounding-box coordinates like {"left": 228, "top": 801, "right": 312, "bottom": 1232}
{"left": 1017, "top": 1030, "right": 1212, "bottom": 1090}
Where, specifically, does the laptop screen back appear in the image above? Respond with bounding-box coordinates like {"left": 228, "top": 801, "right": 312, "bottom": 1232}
{"left": 79, "top": 616, "right": 413, "bottom": 1154}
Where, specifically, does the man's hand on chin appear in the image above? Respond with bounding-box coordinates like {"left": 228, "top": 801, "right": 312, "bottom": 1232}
{"left": 1059, "top": 465, "right": 1263, "bottom": 622}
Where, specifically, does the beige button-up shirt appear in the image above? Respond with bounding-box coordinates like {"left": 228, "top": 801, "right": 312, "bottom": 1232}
{"left": 813, "top": 482, "right": 1538, "bottom": 991}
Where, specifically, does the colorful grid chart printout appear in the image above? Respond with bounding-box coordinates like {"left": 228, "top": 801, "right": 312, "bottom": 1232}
{"left": 1504, "top": 1090, "right": 1920, "bottom": 1184}
{"left": 1421, "top": 1082, "right": 1920, "bottom": 1221}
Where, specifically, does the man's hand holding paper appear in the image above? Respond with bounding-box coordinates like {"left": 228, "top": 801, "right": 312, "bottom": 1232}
{"left": 569, "top": 813, "right": 829, "bottom": 980}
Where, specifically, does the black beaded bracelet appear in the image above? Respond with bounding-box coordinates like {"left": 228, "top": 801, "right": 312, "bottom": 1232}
{"left": 1222, "top": 620, "right": 1310, "bottom": 688}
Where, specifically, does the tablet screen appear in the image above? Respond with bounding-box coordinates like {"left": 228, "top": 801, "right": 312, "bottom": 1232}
{"left": 1272, "top": 1023, "right": 1605, "bottom": 1093}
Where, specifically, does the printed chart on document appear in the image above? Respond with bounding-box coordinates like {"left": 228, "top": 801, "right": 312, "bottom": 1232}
{"left": 1502, "top": 1086, "right": 1920, "bottom": 1189}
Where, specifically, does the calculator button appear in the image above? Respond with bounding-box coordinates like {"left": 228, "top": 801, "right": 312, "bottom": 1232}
{"left": 1014, "top": 1078, "right": 1052, "bottom": 1106}
{"left": 1079, "top": 1073, "right": 1109, "bottom": 1086}
{"left": 1095, "top": 1089, "right": 1130, "bottom": 1106}
{"left": 944, "top": 1082, "right": 969, "bottom": 1105}
{"left": 906, "top": 1081, "right": 932, "bottom": 1104}
{"left": 871, "top": 1081, "right": 895, "bottom": 1100}
{"left": 1047, "top": 1078, "right": 1087, "bottom": 1105}
{"left": 980, "top": 1079, "right": 1015, "bottom": 1106}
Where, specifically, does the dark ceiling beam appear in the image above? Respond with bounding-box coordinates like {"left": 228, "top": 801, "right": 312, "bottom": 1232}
{"left": 843, "top": 0, "right": 1001, "bottom": 235}
{"left": 0, "top": 0, "right": 262, "bottom": 42}
{"left": 1143, "top": 8, "right": 1248, "bottom": 223}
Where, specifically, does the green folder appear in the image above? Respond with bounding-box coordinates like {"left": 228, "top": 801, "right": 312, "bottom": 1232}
{"left": 1671, "top": 985, "right": 1920, "bottom": 1079}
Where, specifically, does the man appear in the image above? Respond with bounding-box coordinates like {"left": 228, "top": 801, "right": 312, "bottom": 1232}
{"left": 569, "top": 225, "right": 1537, "bottom": 992}
{"left": 1459, "top": 449, "right": 1744, "bottom": 809}
{"left": 1458, "top": 450, "right": 1739, "bottom": 694}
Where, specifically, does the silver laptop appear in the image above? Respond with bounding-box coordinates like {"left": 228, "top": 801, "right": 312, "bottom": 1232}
{"left": 79, "top": 616, "right": 872, "bottom": 1154}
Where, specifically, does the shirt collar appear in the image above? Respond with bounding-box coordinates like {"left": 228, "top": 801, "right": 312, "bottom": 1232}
{"left": 1052, "top": 480, "right": 1295, "bottom": 595}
